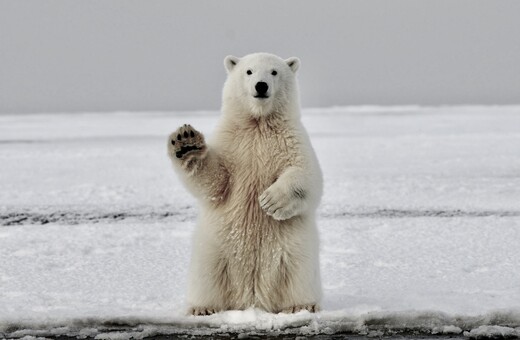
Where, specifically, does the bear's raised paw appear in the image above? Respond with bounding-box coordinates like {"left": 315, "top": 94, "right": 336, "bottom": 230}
{"left": 168, "top": 124, "right": 206, "bottom": 161}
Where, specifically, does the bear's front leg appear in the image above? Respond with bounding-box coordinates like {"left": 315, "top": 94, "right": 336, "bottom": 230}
{"left": 259, "top": 167, "right": 309, "bottom": 221}
{"left": 168, "top": 125, "right": 230, "bottom": 204}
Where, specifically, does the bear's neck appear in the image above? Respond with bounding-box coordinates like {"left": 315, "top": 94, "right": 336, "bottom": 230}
{"left": 238, "top": 111, "right": 290, "bottom": 132}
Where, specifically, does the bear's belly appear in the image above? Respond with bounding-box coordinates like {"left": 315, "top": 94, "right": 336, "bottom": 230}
{"left": 219, "top": 134, "right": 291, "bottom": 242}
{"left": 216, "top": 171, "right": 302, "bottom": 307}
{"left": 219, "top": 173, "right": 281, "bottom": 251}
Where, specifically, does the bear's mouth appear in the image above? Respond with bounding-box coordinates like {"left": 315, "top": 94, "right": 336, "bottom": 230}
{"left": 254, "top": 94, "right": 269, "bottom": 99}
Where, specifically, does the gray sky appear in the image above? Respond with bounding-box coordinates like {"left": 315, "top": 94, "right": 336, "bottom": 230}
{"left": 1, "top": 0, "right": 519, "bottom": 113}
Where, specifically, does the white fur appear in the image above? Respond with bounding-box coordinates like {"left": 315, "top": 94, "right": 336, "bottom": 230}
{"left": 168, "top": 53, "right": 323, "bottom": 314}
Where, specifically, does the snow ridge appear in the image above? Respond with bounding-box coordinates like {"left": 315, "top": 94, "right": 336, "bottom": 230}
{"left": 3, "top": 207, "right": 520, "bottom": 226}
{"left": 0, "top": 206, "right": 195, "bottom": 226}
{"left": 2, "top": 309, "right": 520, "bottom": 339}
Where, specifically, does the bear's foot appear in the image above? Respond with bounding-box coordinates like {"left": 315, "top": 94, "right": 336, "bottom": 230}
{"left": 281, "top": 304, "right": 320, "bottom": 314}
{"left": 189, "top": 307, "right": 217, "bottom": 316}
{"left": 168, "top": 124, "right": 206, "bottom": 161}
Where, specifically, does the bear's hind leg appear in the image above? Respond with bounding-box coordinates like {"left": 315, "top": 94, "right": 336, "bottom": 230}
{"left": 186, "top": 241, "right": 231, "bottom": 316}
{"left": 273, "top": 258, "right": 321, "bottom": 314}
{"left": 258, "top": 224, "right": 322, "bottom": 314}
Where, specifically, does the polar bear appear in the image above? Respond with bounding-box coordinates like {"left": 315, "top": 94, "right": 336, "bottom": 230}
{"left": 167, "top": 53, "right": 323, "bottom": 315}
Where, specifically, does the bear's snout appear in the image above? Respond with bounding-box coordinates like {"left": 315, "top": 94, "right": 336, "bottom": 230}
{"left": 254, "top": 82, "right": 269, "bottom": 98}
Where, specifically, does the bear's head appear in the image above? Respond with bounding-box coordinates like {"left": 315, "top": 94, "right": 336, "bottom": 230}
{"left": 222, "top": 53, "right": 300, "bottom": 118}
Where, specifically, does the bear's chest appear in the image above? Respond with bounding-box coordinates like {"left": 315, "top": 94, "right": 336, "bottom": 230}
{"left": 226, "top": 125, "right": 295, "bottom": 186}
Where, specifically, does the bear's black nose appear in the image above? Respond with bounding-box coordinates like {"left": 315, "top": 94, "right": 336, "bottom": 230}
{"left": 255, "top": 82, "right": 269, "bottom": 95}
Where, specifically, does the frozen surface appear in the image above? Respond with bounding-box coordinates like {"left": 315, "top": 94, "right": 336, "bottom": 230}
{"left": 1, "top": 106, "right": 520, "bottom": 338}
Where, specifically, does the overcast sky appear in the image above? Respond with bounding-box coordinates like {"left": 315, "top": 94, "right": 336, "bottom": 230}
{"left": 1, "top": 0, "right": 519, "bottom": 113}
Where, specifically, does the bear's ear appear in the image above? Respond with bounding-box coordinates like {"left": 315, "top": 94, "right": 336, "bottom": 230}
{"left": 285, "top": 57, "right": 300, "bottom": 73}
{"left": 224, "top": 55, "right": 240, "bottom": 73}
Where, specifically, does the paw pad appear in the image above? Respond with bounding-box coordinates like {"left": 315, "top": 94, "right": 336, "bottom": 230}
{"left": 168, "top": 124, "right": 205, "bottom": 159}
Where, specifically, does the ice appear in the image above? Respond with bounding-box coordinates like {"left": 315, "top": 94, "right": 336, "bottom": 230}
{"left": 1, "top": 106, "right": 520, "bottom": 338}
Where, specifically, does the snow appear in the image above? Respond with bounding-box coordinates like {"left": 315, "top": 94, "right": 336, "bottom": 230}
{"left": 465, "top": 326, "right": 520, "bottom": 339}
{"left": 1, "top": 106, "right": 520, "bottom": 338}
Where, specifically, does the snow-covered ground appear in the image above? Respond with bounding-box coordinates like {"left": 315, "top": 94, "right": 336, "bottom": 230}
{"left": 1, "top": 106, "right": 520, "bottom": 339}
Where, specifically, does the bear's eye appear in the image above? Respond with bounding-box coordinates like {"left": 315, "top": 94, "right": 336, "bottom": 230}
{"left": 246, "top": 70, "right": 252, "bottom": 75}
{"left": 271, "top": 70, "right": 277, "bottom": 76}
